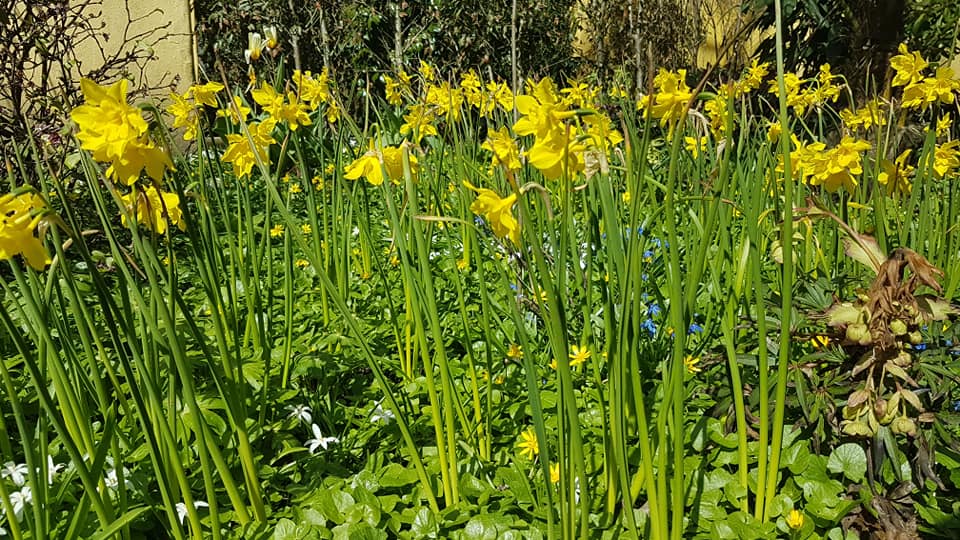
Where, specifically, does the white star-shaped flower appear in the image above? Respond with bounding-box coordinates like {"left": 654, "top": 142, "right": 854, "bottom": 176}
{"left": 176, "top": 499, "right": 210, "bottom": 524}
{"left": 1, "top": 462, "right": 28, "bottom": 487}
{"left": 285, "top": 404, "right": 313, "bottom": 424}
{"left": 305, "top": 424, "right": 339, "bottom": 453}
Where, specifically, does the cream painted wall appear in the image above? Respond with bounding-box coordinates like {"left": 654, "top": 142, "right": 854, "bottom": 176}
{"left": 71, "top": 0, "right": 196, "bottom": 95}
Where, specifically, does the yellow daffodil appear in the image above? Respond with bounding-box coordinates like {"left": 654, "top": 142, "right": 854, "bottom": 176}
{"left": 399, "top": 104, "right": 438, "bottom": 143}
{"left": 517, "top": 428, "right": 539, "bottom": 460}
{"left": 931, "top": 140, "right": 960, "bottom": 179}
{"left": 0, "top": 192, "right": 50, "bottom": 270}
{"left": 650, "top": 68, "right": 693, "bottom": 127}
{"left": 167, "top": 91, "right": 199, "bottom": 141}
{"left": 119, "top": 185, "right": 185, "bottom": 234}
{"left": 418, "top": 60, "right": 436, "bottom": 82}
{"left": 463, "top": 180, "right": 520, "bottom": 245}
{"left": 190, "top": 81, "right": 224, "bottom": 108}
{"left": 293, "top": 69, "right": 330, "bottom": 110}
{"left": 344, "top": 141, "right": 418, "bottom": 186}
{"left": 481, "top": 126, "right": 522, "bottom": 172}
{"left": 221, "top": 119, "right": 277, "bottom": 178}
{"left": 890, "top": 44, "right": 927, "bottom": 87}
{"left": 684, "top": 135, "right": 710, "bottom": 159}
{"left": 878, "top": 149, "right": 914, "bottom": 196}
{"left": 384, "top": 75, "right": 405, "bottom": 106}
{"left": 71, "top": 78, "right": 173, "bottom": 185}
{"left": 217, "top": 95, "right": 252, "bottom": 125}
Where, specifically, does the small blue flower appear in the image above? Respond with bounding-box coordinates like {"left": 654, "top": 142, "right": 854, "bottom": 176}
{"left": 688, "top": 323, "right": 704, "bottom": 334}
{"left": 641, "top": 273, "right": 649, "bottom": 281}
{"left": 647, "top": 304, "right": 661, "bottom": 317}
{"left": 914, "top": 343, "right": 928, "bottom": 351}
{"left": 640, "top": 318, "right": 657, "bottom": 337}
{"left": 474, "top": 216, "right": 485, "bottom": 227}
{"left": 953, "top": 401, "right": 960, "bottom": 412}
{"left": 643, "top": 250, "right": 655, "bottom": 261}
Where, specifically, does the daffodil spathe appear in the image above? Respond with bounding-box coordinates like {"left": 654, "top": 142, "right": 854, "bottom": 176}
{"left": 344, "top": 141, "right": 418, "bottom": 186}
{"left": 463, "top": 180, "right": 520, "bottom": 245}
{"left": 71, "top": 78, "right": 173, "bottom": 186}
{"left": 0, "top": 192, "right": 50, "bottom": 270}
{"left": 119, "top": 185, "right": 185, "bottom": 235}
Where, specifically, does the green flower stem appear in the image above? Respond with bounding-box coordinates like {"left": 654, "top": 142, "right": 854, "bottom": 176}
{"left": 763, "top": 0, "right": 796, "bottom": 522}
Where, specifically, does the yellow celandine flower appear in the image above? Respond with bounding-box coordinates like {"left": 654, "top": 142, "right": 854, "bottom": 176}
{"left": 481, "top": 126, "right": 522, "bottom": 172}
{"left": 517, "top": 427, "right": 539, "bottom": 460}
{"left": 890, "top": 44, "right": 928, "bottom": 87}
{"left": 301, "top": 224, "right": 312, "bottom": 234}
{"left": 289, "top": 183, "right": 302, "bottom": 194}
{"left": 569, "top": 345, "right": 591, "bottom": 367}
{"left": 650, "top": 68, "right": 693, "bottom": 127}
{"left": 269, "top": 224, "right": 284, "bottom": 237}
{"left": 878, "top": 149, "right": 914, "bottom": 196}
{"left": 343, "top": 141, "right": 418, "bottom": 186}
{"left": 119, "top": 185, "right": 185, "bottom": 235}
{"left": 0, "top": 192, "right": 50, "bottom": 270}
{"left": 221, "top": 119, "right": 277, "bottom": 178}
{"left": 399, "top": 103, "right": 438, "bottom": 143}
{"left": 217, "top": 96, "right": 252, "bottom": 125}
{"left": 167, "top": 91, "right": 199, "bottom": 141}
{"left": 550, "top": 462, "right": 560, "bottom": 484}
{"left": 786, "top": 509, "right": 804, "bottom": 530}
{"left": 295, "top": 258, "right": 309, "bottom": 268}
{"left": 507, "top": 343, "right": 523, "bottom": 359}
{"left": 71, "top": 78, "right": 173, "bottom": 186}
{"left": 810, "top": 335, "right": 830, "bottom": 349}
{"left": 190, "top": 81, "right": 224, "bottom": 108}
{"left": 463, "top": 180, "right": 520, "bottom": 245}
{"left": 684, "top": 355, "right": 702, "bottom": 374}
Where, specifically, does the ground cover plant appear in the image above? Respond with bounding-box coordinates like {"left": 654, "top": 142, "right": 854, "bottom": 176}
{"left": 3, "top": 8, "right": 960, "bottom": 540}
